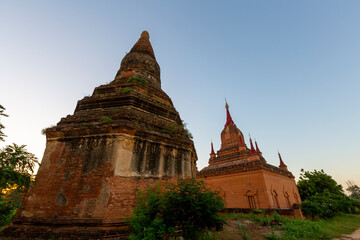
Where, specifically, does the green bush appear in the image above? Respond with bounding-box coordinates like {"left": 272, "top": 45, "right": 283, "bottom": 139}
{"left": 301, "top": 200, "right": 324, "bottom": 219}
{"left": 349, "top": 198, "right": 360, "bottom": 213}
{"left": 129, "top": 178, "right": 225, "bottom": 240}
{"left": 301, "top": 192, "right": 357, "bottom": 219}
{"left": 297, "top": 169, "right": 343, "bottom": 201}
{"left": 0, "top": 190, "right": 22, "bottom": 227}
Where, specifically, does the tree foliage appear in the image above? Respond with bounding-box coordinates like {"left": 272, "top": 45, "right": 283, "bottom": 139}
{"left": 0, "top": 105, "right": 39, "bottom": 226}
{"left": 301, "top": 192, "right": 358, "bottom": 219}
{"left": 297, "top": 169, "right": 343, "bottom": 201}
{"left": 129, "top": 178, "right": 225, "bottom": 240}
{"left": 0, "top": 143, "right": 39, "bottom": 192}
{"left": 0, "top": 105, "right": 8, "bottom": 142}
{"left": 298, "top": 169, "right": 360, "bottom": 219}
{"left": 346, "top": 181, "right": 360, "bottom": 199}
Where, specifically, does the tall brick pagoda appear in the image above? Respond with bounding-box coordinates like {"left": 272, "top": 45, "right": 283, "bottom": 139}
{"left": 2, "top": 31, "right": 197, "bottom": 239}
{"left": 198, "top": 102, "right": 301, "bottom": 211}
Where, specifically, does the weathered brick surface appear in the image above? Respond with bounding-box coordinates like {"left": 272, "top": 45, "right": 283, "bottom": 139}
{"left": 201, "top": 169, "right": 300, "bottom": 209}
{"left": 1, "top": 31, "right": 197, "bottom": 239}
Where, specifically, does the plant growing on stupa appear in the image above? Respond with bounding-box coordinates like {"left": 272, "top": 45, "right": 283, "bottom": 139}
{"left": 122, "top": 87, "right": 134, "bottom": 93}
{"left": 127, "top": 77, "right": 147, "bottom": 85}
{"left": 100, "top": 116, "right": 113, "bottom": 124}
{"left": 129, "top": 178, "right": 225, "bottom": 240}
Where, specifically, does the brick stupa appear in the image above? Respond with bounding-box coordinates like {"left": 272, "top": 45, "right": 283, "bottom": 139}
{"left": 198, "top": 102, "right": 301, "bottom": 211}
{"left": 3, "top": 31, "right": 197, "bottom": 239}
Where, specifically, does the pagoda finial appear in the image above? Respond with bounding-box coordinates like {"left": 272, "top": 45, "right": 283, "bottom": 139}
{"left": 141, "top": 31, "right": 150, "bottom": 40}
{"left": 210, "top": 141, "right": 216, "bottom": 160}
{"left": 115, "top": 31, "right": 160, "bottom": 87}
{"left": 129, "top": 30, "right": 156, "bottom": 58}
{"left": 255, "top": 138, "right": 261, "bottom": 153}
{"left": 211, "top": 141, "right": 215, "bottom": 155}
{"left": 224, "top": 99, "right": 235, "bottom": 126}
{"left": 249, "top": 134, "right": 256, "bottom": 154}
{"left": 278, "top": 151, "right": 287, "bottom": 169}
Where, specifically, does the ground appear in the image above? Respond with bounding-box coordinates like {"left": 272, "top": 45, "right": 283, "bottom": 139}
{"left": 213, "top": 213, "right": 360, "bottom": 240}
{"left": 214, "top": 218, "right": 280, "bottom": 240}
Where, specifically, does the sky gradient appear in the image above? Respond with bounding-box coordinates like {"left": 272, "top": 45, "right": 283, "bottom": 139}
{"left": 1, "top": 1, "right": 359, "bottom": 189}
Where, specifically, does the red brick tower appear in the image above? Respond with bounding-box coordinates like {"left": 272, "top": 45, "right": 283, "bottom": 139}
{"left": 2, "top": 31, "right": 197, "bottom": 239}
{"left": 198, "top": 102, "right": 301, "bottom": 211}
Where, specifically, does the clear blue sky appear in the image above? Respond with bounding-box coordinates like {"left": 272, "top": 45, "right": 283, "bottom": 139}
{"left": 1, "top": 1, "right": 359, "bottom": 189}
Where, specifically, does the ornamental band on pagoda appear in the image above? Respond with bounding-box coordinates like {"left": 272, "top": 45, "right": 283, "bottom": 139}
{"left": 2, "top": 31, "right": 197, "bottom": 239}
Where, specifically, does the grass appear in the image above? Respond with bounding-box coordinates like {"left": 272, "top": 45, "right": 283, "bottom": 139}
{"left": 318, "top": 213, "right": 360, "bottom": 237}
{"left": 221, "top": 212, "right": 360, "bottom": 240}
{"left": 41, "top": 125, "right": 56, "bottom": 135}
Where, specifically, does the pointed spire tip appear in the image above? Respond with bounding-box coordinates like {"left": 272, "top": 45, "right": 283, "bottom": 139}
{"left": 141, "top": 31, "right": 150, "bottom": 40}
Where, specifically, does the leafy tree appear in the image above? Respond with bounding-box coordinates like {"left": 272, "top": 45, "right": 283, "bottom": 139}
{"left": 346, "top": 180, "right": 360, "bottom": 199}
{"left": 297, "top": 169, "right": 343, "bottom": 201}
{"left": 0, "top": 105, "right": 8, "bottom": 142}
{"left": 0, "top": 143, "right": 38, "bottom": 192}
{"left": 0, "top": 105, "right": 39, "bottom": 226}
{"left": 129, "top": 178, "right": 225, "bottom": 240}
{"left": 301, "top": 192, "right": 357, "bottom": 219}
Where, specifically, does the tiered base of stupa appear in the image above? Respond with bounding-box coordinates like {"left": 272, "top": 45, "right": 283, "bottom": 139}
{"left": 2, "top": 217, "right": 129, "bottom": 239}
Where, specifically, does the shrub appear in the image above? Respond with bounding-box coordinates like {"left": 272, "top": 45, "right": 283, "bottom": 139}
{"left": 301, "top": 192, "right": 357, "bottom": 219}
{"left": 297, "top": 169, "right": 343, "bottom": 201}
{"left": 301, "top": 200, "right": 324, "bottom": 219}
{"left": 129, "top": 178, "right": 225, "bottom": 240}
{"left": 349, "top": 198, "right": 360, "bottom": 213}
{"left": 0, "top": 189, "right": 22, "bottom": 227}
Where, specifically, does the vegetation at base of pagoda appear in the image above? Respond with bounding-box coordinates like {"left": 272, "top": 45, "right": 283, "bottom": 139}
{"left": 297, "top": 169, "right": 360, "bottom": 219}
{"left": 0, "top": 105, "right": 39, "bottom": 227}
{"left": 129, "top": 178, "right": 225, "bottom": 240}
{"left": 297, "top": 169, "right": 344, "bottom": 199}
{"left": 127, "top": 77, "right": 147, "bottom": 85}
{"left": 222, "top": 212, "right": 360, "bottom": 240}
